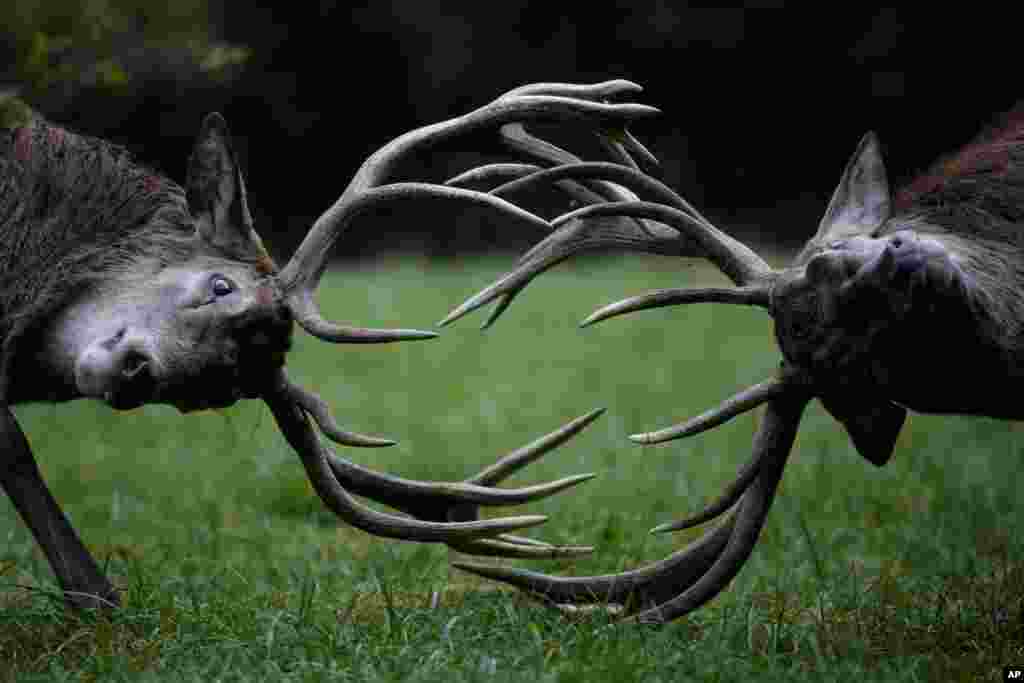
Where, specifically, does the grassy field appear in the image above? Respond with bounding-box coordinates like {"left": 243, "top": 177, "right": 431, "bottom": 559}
{"left": 2, "top": 255, "right": 1023, "bottom": 681}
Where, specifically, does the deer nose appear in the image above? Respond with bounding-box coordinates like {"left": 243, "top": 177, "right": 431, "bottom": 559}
{"left": 887, "top": 232, "right": 914, "bottom": 255}
{"left": 884, "top": 231, "right": 926, "bottom": 278}
{"left": 119, "top": 347, "right": 150, "bottom": 380}
{"left": 76, "top": 330, "right": 156, "bottom": 407}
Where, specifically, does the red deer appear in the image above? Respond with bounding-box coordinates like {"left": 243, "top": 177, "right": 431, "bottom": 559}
{"left": 0, "top": 81, "right": 659, "bottom": 609}
{"left": 441, "top": 99, "right": 1024, "bottom": 622}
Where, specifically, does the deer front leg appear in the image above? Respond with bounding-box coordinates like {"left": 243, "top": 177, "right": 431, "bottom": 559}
{"left": 1, "top": 405, "right": 118, "bottom": 608}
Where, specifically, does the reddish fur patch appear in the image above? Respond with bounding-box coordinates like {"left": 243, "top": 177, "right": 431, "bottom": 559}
{"left": 254, "top": 254, "right": 277, "bottom": 275}
{"left": 14, "top": 127, "right": 31, "bottom": 162}
{"left": 46, "top": 127, "right": 64, "bottom": 148}
{"left": 142, "top": 175, "right": 162, "bottom": 193}
{"left": 255, "top": 284, "right": 275, "bottom": 306}
{"left": 895, "top": 104, "right": 1024, "bottom": 212}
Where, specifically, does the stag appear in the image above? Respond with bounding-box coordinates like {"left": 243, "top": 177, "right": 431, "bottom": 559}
{"left": 440, "top": 98, "right": 1024, "bottom": 622}
{"left": 0, "top": 81, "right": 659, "bottom": 609}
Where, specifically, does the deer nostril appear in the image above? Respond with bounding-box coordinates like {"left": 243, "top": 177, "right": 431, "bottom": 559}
{"left": 101, "top": 327, "right": 127, "bottom": 351}
{"left": 121, "top": 350, "right": 150, "bottom": 379}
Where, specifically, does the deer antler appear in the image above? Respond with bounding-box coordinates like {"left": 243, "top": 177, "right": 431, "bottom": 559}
{"left": 265, "top": 369, "right": 602, "bottom": 555}
{"left": 455, "top": 393, "right": 808, "bottom": 623}
{"left": 439, "top": 158, "right": 773, "bottom": 328}
{"left": 277, "top": 80, "right": 659, "bottom": 340}
{"left": 442, "top": 116, "right": 931, "bottom": 618}
{"left": 262, "top": 82, "right": 659, "bottom": 556}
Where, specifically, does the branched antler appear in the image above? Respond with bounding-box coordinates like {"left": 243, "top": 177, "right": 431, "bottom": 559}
{"left": 277, "top": 80, "right": 660, "bottom": 323}
{"left": 456, "top": 394, "right": 809, "bottom": 623}
{"left": 261, "top": 82, "right": 664, "bottom": 558}
{"left": 439, "top": 101, "right": 957, "bottom": 621}
{"left": 438, "top": 158, "right": 773, "bottom": 328}
{"left": 267, "top": 368, "right": 604, "bottom": 552}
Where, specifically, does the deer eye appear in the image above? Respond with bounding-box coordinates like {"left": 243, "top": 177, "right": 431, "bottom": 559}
{"left": 211, "top": 276, "right": 234, "bottom": 297}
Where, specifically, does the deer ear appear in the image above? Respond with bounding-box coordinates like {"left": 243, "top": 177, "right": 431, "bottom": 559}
{"left": 187, "top": 113, "right": 269, "bottom": 261}
{"left": 810, "top": 132, "right": 891, "bottom": 249}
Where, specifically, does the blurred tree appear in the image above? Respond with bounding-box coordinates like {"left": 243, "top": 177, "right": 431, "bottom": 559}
{"left": 0, "top": 0, "right": 248, "bottom": 116}
{"left": 3, "top": 3, "right": 1019, "bottom": 257}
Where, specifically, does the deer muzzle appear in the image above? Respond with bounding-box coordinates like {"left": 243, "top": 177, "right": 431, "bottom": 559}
{"left": 75, "top": 328, "right": 157, "bottom": 409}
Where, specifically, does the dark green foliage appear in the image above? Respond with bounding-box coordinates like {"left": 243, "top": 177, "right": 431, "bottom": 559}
{"left": 1, "top": 1, "right": 248, "bottom": 109}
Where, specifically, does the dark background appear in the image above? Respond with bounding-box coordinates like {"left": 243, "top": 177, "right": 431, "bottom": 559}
{"left": 2, "top": 4, "right": 1019, "bottom": 262}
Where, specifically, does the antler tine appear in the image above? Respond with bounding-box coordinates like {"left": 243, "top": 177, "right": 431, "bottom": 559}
{"left": 438, "top": 213, "right": 686, "bottom": 328}
{"left": 326, "top": 452, "right": 598, "bottom": 508}
{"left": 278, "top": 371, "right": 396, "bottom": 447}
{"left": 440, "top": 162, "right": 701, "bottom": 329}
{"left": 446, "top": 161, "right": 612, "bottom": 222}
{"left": 549, "top": 201, "right": 773, "bottom": 287}
{"left": 437, "top": 87, "right": 666, "bottom": 329}
{"left": 479, "top": 289, "right": 524, "bottom": 330}
{"left": 263, "top": 388, "right": 549, "bottom": 543}
{"left": 633, "top": 395, "right": 807, "bottom": 624}
{"left": 490, "top": 162, "right": 705, "bottom": 226}
{"left": 499, "top": 124, "right": 653, "bottom": 209}
{"left": 649, "top": 443, "right": 764, "bottom": 535}
{"left": 284, "top": 183, "right": 551, "bottom": 342}
{"left": 467, "top": 407, "right": 606, "bottom": 486}
{"left": 499, "top": 79, "right": 644, "bottom": 101}
{"left": 497, "top": 124, "right": 676, "bottom": 252}
{"left": 288, "top": 379, "right": 605, "bottom": 510}
{"left": 351, "top": 92, "right": 658, "bottom": 204}
{"left": 265, "top": 372, "right": 605, "bottom": 558}
{"left": 580, "top": 286, "right": 770, "bottom": 328}
{"left": 500, "top": 122, "right": 580, "bottom": 166}
{"left": 454, "top": 510, "right": 737, "bottom": 610}
{"left": 437, "top": 231, "right": 581, "bottom": 327}
{"left": 619, "top": 129, "right": 660, "bottom": 169}
{"left": 593, "top": 126, "right": 657, "bottom": 172}
{"left": 630, "top": 378, "right": 787, "bottom": 445}
{"left": 440, "top": 160, "right": 770, "bottom": 329}
{"left": 276, "top": 85, "right": 658, "bottom": 341}
{"left": 446, "top": 163, "right": 543, "bottom": 190}
{"left": 455, "top": 394, "right": 809, "bottom": 622}
{"left": 446, "top": 536, "right": 594, "bottom": 560}
{"left": 446, "top": 162, "right": 631, "bottom": 331}
{"left": 444, "top": 159, "right": 614, "bottom": 334}
{"left": 644, "top": 381, "right": 799, "bottom": 535}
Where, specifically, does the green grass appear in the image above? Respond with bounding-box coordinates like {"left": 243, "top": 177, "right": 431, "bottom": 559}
{"left": 2, "top": 254, "right": 1023, "bottom": 681}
